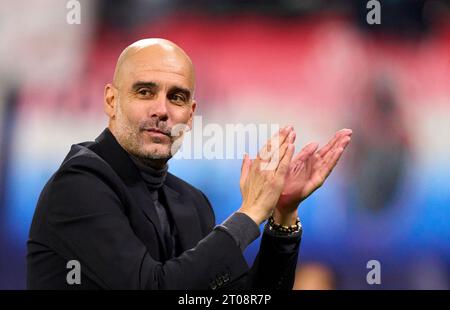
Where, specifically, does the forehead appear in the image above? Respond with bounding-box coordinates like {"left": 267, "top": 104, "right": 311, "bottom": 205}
{"left": 121, "top": 48, "right": 195, "bottom": 89}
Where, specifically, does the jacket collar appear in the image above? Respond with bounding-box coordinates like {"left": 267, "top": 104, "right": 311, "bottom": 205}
{"left": 93, "top": 128, "right": 202, "bottom": 255}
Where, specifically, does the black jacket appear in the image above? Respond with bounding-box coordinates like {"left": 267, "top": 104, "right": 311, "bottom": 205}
{"left": 27, "top": 128, "right": 301, "bottom": 289}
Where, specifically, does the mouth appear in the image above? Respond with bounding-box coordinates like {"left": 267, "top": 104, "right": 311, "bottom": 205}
{"left": 143, "top": 128, "right": 171, "bottom": 139}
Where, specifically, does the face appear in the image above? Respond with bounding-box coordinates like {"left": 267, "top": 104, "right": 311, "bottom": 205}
{"left": 104, "top": 44, "right": 196, "bottom": 163}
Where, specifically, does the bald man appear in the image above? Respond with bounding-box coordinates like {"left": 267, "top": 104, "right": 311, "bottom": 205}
{"left": 27, "top": 39, "right": 351, "bottom": 290}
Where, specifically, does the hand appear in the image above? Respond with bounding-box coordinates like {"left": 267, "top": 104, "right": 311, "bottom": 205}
{"left": 238, "top": 125, "right": 296, "bottom": 225}
{"left": 276, "top": 129, "right": 352, "bottom": 217}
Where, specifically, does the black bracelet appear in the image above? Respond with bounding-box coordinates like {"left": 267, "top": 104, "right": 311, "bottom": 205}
{"left": 268, "top": 215, "right": 301, "bottom": 234}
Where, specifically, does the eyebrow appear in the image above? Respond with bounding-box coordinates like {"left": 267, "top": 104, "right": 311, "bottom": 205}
{"left": 131, "top": 81, "right": 158, "bottom": 91}
{"left": 131, "top": 81, "right": 192, "bottom": 100}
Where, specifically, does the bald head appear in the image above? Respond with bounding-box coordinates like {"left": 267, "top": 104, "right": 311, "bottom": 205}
{"left": 112, "top": 38, "right": 195, "bottom": 91}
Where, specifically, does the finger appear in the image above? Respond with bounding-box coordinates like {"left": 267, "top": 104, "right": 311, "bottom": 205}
{"left": 323, "top": 135, "right": 351, "bottom": 165}
{"left": 317, "top": 132, "right": 340, "bottom": 157}
{"left": 339, "top": 135, "right": 352, "bottom": 149}
{"left": 321, "top": 134, "right": 351, "bottom": 161}
{"left": 321, "top": 139, "right": 340, "bottom": 167}
{"left": 320, "top": 147, "right": 344, "bottom": 179}
{"left": 260, "top": 133, "right": 293, "bottom": 171}
{"left": 267, "top": 126, "right": 294, "bottom": 159}
{"left": 292, "top": 142, "right": 319, "bottom": 163}
{"left": 275, "top": 143, "right": 295, "bottom": 177}
{"left": 307, "top": 151, "right": 320, "bottom": 176}
{"left": 240, "top": 153, "right": 251, "bottom": 187}
{"left": 277, "top": 131, "right": 296, "bottom": 161}
{"left": 258, "top": 125, "right": 293, "bottom": 162}
{"left": 265, "top": 125, "right": 292, "bottom": 153}
{"left": 317, "top": 144, "right": 345, "bottom": 180}
{"left": 259, "top": 129, "right": 295, "bottom": 169}
{"left": 318, "top": 128, "right": 352, "bottom": 157}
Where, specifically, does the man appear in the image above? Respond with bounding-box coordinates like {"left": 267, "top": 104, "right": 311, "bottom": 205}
{"left": 27, "top": 39, "right": 352, "bottom": 289}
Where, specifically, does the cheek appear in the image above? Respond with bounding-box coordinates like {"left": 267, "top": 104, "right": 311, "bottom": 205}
{"left": 120, "top": 101, "right": 145, "bottom": 124}
{"left": 168, "top": 106, "right": 192, "bottom": 125}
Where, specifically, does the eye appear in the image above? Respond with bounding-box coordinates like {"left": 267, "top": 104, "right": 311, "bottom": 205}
{"left": 170, "top": 93, "right": 187, "bottom": 104}
{"left": 137, "top": 88, "right": 153, "bottom": 97}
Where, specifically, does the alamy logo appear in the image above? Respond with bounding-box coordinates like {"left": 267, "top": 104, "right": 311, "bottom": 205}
{"left": 169, "top": 116, "right": 282, "bottom": 170}
{"left": 66, "top": 260, "right": 81, "bottom": 285}
{"left": 366, "top": 0, "right": 381, "bottom": 25}
{"left": 66, "top": 0, "right": 81, "bottom": 24}
{"left": 366, "top": 260, "right": 381, "bottom": 285}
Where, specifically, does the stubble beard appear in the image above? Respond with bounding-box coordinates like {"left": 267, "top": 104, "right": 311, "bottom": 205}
{"left": 114, "top": 104, "right": 173, "bottom": 164}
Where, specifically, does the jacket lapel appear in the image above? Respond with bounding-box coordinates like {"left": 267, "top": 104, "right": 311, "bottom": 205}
{"left": 93, "top": 128, "right": 168, "bottom": 256}
{"left": 162, "top": 183, "right": 203, "bottom": 252}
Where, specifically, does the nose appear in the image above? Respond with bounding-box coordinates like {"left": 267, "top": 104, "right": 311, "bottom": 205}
{"left": 149, "top": 92, "right": 169, "bottom": 121}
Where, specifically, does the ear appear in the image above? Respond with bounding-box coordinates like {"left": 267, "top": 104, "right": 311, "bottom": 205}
{"left": 104, "top": 83, "right": 117, "bottom": 119}
{"left": 186, "top": 100, "right": 197, "bottom": 130}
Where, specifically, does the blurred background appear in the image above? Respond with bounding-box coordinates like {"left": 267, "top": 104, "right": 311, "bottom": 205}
{"left": 1, "top": 0, "right": 449, "bottom": 289}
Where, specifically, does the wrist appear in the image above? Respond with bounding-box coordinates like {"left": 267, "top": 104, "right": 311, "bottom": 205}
{"left": 238, "top": 205, "right": 267, "bottom": 226}
{"left": 276, "top": 194, "right": 300, "bottom": 213}
{"left": 272, "top": 208, "right": 298, "bottom": 226}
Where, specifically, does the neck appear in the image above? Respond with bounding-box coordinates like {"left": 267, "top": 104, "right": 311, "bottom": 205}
{"left": 134, "top": 156, "right": 168, "bottom": 170}
{"left": 130, "top": 155, "right": 168, "bottom": 191}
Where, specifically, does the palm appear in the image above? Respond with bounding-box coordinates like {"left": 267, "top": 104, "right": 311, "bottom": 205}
{"left": 277, "top": 129, "right": 352, "bottom": 212}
